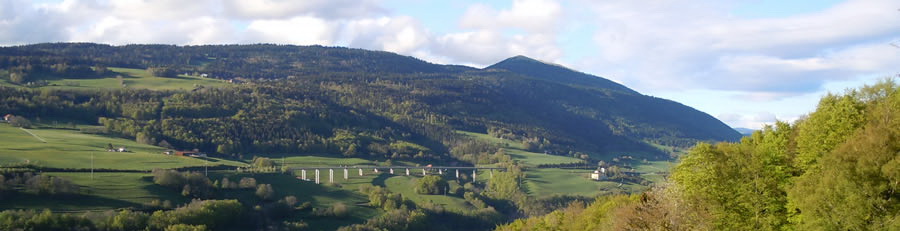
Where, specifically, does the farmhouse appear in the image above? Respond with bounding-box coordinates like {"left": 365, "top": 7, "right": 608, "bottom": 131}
{"left": 174, "top": 150, "right": 206, "bottom": 157}
{"left": 590, "top": 168, "right": 608, "bottom": 181}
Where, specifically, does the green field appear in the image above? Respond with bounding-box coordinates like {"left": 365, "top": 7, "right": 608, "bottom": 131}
{"left": 0, "top": 123, "right": 244, "bottom": 170}
{"left": 211, "top": 173, "right": 381, "bottom": 230}
{"left": 523, "top": 168, "right": 647, "bottom": 197}
{"left": 457, "top": 131, "right": 584, "bottom": 167}
{"left": 383, "top": 175, "right": 474, "bottom": 212}
{"left": 0, "top": 172, "right": 186, "bottom": 212}
{"left": 628, "top": 160, "right": 674, "bottom": 184}
{"left": 259, "top": 154, "right": 419, "bottom": 169}
{"left": 0, "top": 67, "right": 229, "bottom": 90}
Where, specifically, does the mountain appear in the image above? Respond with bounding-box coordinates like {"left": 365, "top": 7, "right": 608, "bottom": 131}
{"left": 487, "top": 55, "right": 636, "bottom": 93}
{"left": 734, "top": 127, "right": 756, "bottom": 136}
{"left": 0, "top": 43, "right": 741, "bottom": 162}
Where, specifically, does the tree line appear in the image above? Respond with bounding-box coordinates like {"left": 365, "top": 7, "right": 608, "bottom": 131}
{"left": 497, "top": 78, "right": 900, "bottom": 230}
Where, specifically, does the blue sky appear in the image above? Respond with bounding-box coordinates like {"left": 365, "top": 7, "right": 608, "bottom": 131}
{"left": 2, "top": 0, "right": 899, "bottom": 129}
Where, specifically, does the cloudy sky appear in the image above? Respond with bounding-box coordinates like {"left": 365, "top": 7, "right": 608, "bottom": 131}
{"left": 3, "top": 0, "right": 899, "bottom": 129}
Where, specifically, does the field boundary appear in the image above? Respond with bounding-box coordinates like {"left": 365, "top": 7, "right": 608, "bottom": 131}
{"left": 19, "top": 127, "right": 47, "bottom": 143}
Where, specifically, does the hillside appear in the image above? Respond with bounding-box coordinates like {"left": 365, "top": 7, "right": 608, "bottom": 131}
{"left": 0, "top": 43, "right": 740, "bottom": 163}
{"left": 497, "top": 79, "right": 900, "bottom": 231}
{"left": 487, "top": 55, "right": 635, "bottom": 93}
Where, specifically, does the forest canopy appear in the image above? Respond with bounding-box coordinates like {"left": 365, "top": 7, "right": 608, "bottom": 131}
{"left": 498, "top": 78, "right": 900, "bottom": 230}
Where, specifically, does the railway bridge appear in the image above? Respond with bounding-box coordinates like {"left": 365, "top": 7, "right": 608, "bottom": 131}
{"left": 285, "top": 166, "right": 505, "bottom": 184}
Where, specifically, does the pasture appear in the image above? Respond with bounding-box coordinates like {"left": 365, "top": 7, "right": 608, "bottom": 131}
{"left": 0, "top": 123, "right": 244, "bottom": 170}
{"left": 523, "top": 168, "right": 648, "bottom": 197}
{"left": 0, "top": 67, "right": 228, "bottom": 90}
{"left": 456, "top": 131, "right": 584, "bottom": 167}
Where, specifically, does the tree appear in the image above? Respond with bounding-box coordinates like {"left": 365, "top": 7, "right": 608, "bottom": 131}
{"left": 415, "top": 175, "right": 448, "bottom": 195}
{"left": 165, "top": 224, "right": 207, "bottom": 231}
{"left": 9, "top": 72, "right": 26, "bottom": 84}
{"left": 147, "top": 67, "right": 178, "bottom": 78}
{"left": 256, "top": 184, "right": 274, "bottom": 200}
{"left": 251, "top": 157, "right": 275, "bottom": 168}
{"left": 7, "top": 116, "right": 32, "bottom": 128}
{"left": 136, "top": 132, "right": 154, "bottom": 145}
{"left": 238, "top": 177, "right": 257, "bottom": 189}
{"left": 109, "top": 210, "right": 149, "bottom": 231}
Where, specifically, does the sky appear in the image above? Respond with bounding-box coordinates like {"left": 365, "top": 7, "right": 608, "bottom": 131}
{"left": 2, "top": 0, "right": 899, "bottom": 129}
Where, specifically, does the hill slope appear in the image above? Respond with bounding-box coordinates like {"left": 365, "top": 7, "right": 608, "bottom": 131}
{"left": 0, "top": 43, "right": 740, "bottom": 162}
{"left": 487, "top": 55, "right": 635, "bottom": 93}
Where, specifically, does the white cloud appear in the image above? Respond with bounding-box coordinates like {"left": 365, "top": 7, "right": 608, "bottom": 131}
{"left": 460, "top": 0, "right": 562, "bottom": 33}
{"left": 222, "top": 0, "right": 384, "bottom": 20}
{"left": 342, "top": 16, "right": 430, "bottom": 54}
{"left": 577, "top": 0, "right": 900, "bottom": 96}
{"left": 245, "top": 16, "right": 337, "bottom": 45}
{"left": 717, "top": 112, "right": 783, "bottom": 129}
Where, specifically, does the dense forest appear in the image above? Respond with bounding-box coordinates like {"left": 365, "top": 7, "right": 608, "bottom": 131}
{"left": 497, "top": 79, "right": 900, "bottom": 230}
{"left": 0, "top": 43, "right": 740, "bottom": 163}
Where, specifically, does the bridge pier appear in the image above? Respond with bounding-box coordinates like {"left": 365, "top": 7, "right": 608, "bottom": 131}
{"left": 439, "top": 169, "right": 442, "bottom": 175}
{"left": 490, "top": 169, "right": 493, "bottom": 178}
{"left": 344, "top": 168, "right": 348, "bottom": 180}
{"left": 329, "top": 169, "right": 334, "bottom": 183}
{"left": 301, "top": 169, "right": 307, "bottom": 180}
{"left": 406, "top": 168, "right": 410, "bottom": 176}
{"left": 390, "top": 168, "right": 394, "bottom": 174}
{"left": 473, "top": 170, "right": 477, "bottom": 180}
{"left": 374, "top": 168, "right": 379, "bottom": 173}
{"left": 422, "top": 168, "right": 427, "bottom": 176}
{"left": 455, "top": 169, "right": 459, "bottom": 179}
{"left": 359, "top": 168, "right": 363, "bottom": 176}
{"left": 315, "top": 169, "right": 320, "bottom": 184}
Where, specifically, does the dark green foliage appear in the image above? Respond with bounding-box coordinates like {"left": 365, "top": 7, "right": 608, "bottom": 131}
{"left": 488, "top": 55, "right": 636, "bottom": 94}
{"left": 147, "top": 66, "right": 178, "bottom": 78}
{"left": 414, "top": 175, "right": 448, "bottom": 195}
{"left": 255, "top": 184, "right": 274, "bottom": 200}
{"left": 0, "top": 209, "right": 95, "bottom": 231}
{"left": 106, "top": 210, "right": 150, "bottom": 231}
{"left": 337, "top": 209, "right": 427, "bottom": 231}
{"left": 497, "top": 79, "right": 900, "bottom": 231}
{"left": 24, "top": 174, "right": 80, "bottom": 196}
{"left": 313, "top": 202, "right": 349, "bottom": 218}
{"left": 148, "top": 199, "right": 243, "bottom": 230}
{"left": 0, "top": 43, "right": 740, "bottom": 162}
{"left": 251, "top": 157, "right": 275, "bottom": 169}
{"left": 151, "top": 169, "right": 214, "bottom": 198}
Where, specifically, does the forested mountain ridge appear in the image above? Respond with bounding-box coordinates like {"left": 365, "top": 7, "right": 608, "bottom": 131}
{"left": 487, "top": 55, "right": 636, "bottom": 93}
{"left": 0, "top": 43, "right": 740, "bottom": 163}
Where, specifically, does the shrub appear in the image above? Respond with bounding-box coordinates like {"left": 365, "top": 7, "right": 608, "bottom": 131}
{"left": 415, "top": 175, "right": 447, "bottom": 195}
{"left": 24, "top": 175, "right": 79, "bottom": 196}
{"left": 255, "top": 184, "right": 274, "bottom": 200}
{"left": 238, "top": 177, "right": 257, "bottom": 189}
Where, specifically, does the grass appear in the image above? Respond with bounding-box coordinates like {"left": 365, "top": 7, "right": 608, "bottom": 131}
{"left": 257, "top": 154, "right": 419, "bottom": 168}
{"left": 0, "top": 67, "right": 229, "bottom": 90}
{"left": 456, "top": 131, "right": 584, "bottom": 167}
{"left": 523, "top": 168, "right": 647, "bottom": 197}
{"left": 0, "top": 123, "right": 244, "bottom": 170}
{"left": 210, "top": 172, "right": 382, "bottom": 230}
{"left": 0, "top": 172, "right": 187, "bottom": 212}
{"left": 383, "top": 175, "right": 475, "bottom": 212}
{"left": 624, "top": 159, "right": 674, "bottom": 184}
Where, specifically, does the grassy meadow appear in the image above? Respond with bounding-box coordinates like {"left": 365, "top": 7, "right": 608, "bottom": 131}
{"left": 383, "top": 175, "right": 474, "bottom": 212}
{"left": 0, "top": 67, "right": 229, "bottom": 90}
{"left": 0, "top": 123, "right": 243, "bottom": 170}
{"left": 456, "top": 131, "right": 584, "bottom": 167}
